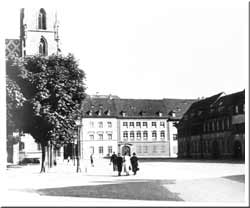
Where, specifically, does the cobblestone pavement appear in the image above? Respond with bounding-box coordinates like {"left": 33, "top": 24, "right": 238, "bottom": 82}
{"left": 2, "top": 159, "right": 247, "bottom": 206}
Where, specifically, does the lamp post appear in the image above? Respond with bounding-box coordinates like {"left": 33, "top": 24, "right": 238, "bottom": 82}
{"left": 75, "top": 118, "right": 82, "bottom": 173}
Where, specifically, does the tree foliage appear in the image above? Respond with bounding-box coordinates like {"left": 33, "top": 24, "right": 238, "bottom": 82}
{"left": 6, "top": 53, "right": 86, "bottom": 154}
{"left": 6, "top": 56, "right": 26, "bottom": 135}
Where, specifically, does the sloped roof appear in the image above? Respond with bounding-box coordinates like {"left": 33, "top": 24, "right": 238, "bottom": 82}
{"left": 162, "top": 99, "right": 195, "bottom": 119}
{"left": 178, "top": 90, "right": 245, "bottom": 125}
{"left": 81, "top": 96, "right": 195, "bottom": 119}
{"left": 187, "top": 92, "right": 224, "bottom": 112}
{"left": 81, "top": 97, "right": 117, "bottom": 117}
{"left": 113, "top": 98, "right": 168, "bottom": 117}
{"left": 212, "top": 90, "right": 245, "bottom": 108}
{"left": 5, "top": 39, "right": 21, "bottom": 58}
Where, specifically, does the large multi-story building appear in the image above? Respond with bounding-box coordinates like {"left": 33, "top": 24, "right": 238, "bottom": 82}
{"left": 177, "top": 90, "right": 245, "bottom": 159}
{"left": 79, "top": 95, "right": 194, "bottom": 158}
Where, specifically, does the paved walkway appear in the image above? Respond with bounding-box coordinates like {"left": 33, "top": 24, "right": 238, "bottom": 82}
{"left": 2, "top": 159, "right": 247, "bottom": 206}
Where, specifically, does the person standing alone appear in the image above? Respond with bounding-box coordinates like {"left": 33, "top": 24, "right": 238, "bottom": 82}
{"left": 90, "top": 153, "right": 94, "bottom": 167}
{"left": 130, "top": 152, "right": 139, "bottom": 175}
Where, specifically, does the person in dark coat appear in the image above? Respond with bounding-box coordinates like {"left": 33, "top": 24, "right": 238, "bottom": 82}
{"left": 130, "top": 152, "right": 139, "bottom": 175}
{"left": 116, "top": 153, "right": 123, "bottom": 176}
{"left": 90, "top": 153, "right": 94, "bottom": 167}
{"left": 110, "top": 152, "right": 118, "bottom": 171}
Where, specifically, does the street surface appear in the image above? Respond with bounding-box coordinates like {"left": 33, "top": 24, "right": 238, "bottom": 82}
{"left": 2, "top": 159, "right": 247, "bottom": 206}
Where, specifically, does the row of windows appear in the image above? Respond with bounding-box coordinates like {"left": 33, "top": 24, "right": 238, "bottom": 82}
{"left": 89, "top": 121, "right": 113, "bottom": 128}
{"left": 90, "top": 146, "right": 113, "bottom": 154}
{"left": 122, "top": 130, "right": 166, "bottom": 141}
{"left": 91, "top": 145, "right": 169, "bottom": 155}
{"left": 179, "top": 139, "right": 231, "bottom": 154}
{"left": 122, "top": 121, "right": 165, "bottom": 128}
{"left": 184, "top": 104, "right": 244, "bottom": 120}
{"left": 136, "top": 145, "right": 167, "bottom": 154}
{"left": 89, "top": 134, "right": 112, "bottom": 140}
{"left": 87, "top": 121, "right": 166, "bottom": 129}
{"left": 203, "top": 118, "right": 230, "bottom": 133}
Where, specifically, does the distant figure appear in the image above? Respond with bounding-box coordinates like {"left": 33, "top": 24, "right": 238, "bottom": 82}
{"left": 90, "top": 153, "right": 94, "bottom": 167}
{"left": 130, "top": 152, "right": 139, "bottom": 175}
{"left": 123, "top": 152, "right": 131, "bottom": 176}
{"left": 67, "top": 156, "right": 70, "bottom": 164}
{"left": 110, "top": 152, "right": 118, "bottom": 171}
{"left": 116, "top": 153, "right": 123, "bottom": 176}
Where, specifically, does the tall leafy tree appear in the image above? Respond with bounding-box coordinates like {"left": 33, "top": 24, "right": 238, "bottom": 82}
{"left": 6, "top": 54, "right": 86, "bottom": 172}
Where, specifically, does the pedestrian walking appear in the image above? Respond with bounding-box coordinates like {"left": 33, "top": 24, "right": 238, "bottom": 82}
{"left": 116, "top": 153, "right": 123, "bottom": 176}
{"left": 90, "top": 153, "right": 94, "bottom": 167}
{"left": 123, "top": 152, "right": 131, "bottom": 176}
{"left": 130, "top": 152, "right": 139, "bottom": 175}
{"left": 110, "top": 152, "right": 118, "bottom": 171}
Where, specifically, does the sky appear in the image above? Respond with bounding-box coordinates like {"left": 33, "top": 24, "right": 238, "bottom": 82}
{"left": 1, "top": 0, "right": 249, "bottom": 99}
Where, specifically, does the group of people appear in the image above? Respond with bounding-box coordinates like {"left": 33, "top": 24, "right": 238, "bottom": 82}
{"left": 110, "top": 152, "right": 139, "bottom": 176}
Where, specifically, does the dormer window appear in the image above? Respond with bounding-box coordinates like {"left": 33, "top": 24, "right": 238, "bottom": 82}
{"left": 121, "top": 111, "right": 126, "bottom": 117}
{"left": 169, "top": 110, "right": 176, "bottom": 117}
{"left": 106, "top": 110, "right": 111, "bottom": 116}
{"left": 158, "top": 112, "right": 163, "bottom": 117}
{"left": 38, "top": 8, "right": 47, "bottom": 30}
{"left": 139, "top": 111, "right": 145, "bottom": 116}
{"left": 87, "top": 110, "right": 93, "bottom": 116}
{"left": 97, "top": 110, "right": 102, "bottom": 116}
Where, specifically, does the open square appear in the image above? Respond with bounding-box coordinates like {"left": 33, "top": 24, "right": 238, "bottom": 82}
{"left": 3, "top": 159, "right": 246, "bottom": 206}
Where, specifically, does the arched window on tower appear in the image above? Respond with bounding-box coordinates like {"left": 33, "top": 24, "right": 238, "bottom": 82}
{"left": 39, "top": 37, "right": 48, "bottom": 56}
{"left": 38, "top": 8, "right": 47, "bottom": 29}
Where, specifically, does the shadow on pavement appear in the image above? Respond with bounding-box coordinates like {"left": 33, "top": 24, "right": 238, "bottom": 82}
{"left": 222, "top": 175, "right": 245, "bottom": 183}
{"left": 139, "top": 158, "right": 245, "bottom": 164}
{"left": 36, "top": 179, "right": 183, "bottom": 201}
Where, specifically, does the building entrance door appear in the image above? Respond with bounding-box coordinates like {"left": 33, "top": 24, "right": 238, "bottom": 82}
{"left": 122, "top": 145, "right": 131, "bottom": 156}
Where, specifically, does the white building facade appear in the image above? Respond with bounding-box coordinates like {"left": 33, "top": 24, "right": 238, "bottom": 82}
{"left": 80, "top": 95, "right": 194, "bottom": 158}
{"left": 118, "top": 118, "right": 170, "bottom": 157}
{"left": 81, "top": 118, "right": 118, "bottom": 159}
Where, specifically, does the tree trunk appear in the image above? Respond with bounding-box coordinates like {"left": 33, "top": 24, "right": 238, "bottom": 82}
{"left": 40, "top": 143, "right": 46, "bottom": 173}
{"left": 49, "top": 143, "right": 53, "bottom": 168}
{"left": 53, "top": 145, "right": 57, "bottom": 166}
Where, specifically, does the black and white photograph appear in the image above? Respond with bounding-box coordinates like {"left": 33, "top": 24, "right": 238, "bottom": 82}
{"left": 0, "top": 0, "right": 248, "bottom": 207}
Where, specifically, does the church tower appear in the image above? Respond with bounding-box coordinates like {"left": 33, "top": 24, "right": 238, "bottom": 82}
{"left": 20, "top": 8, "right": 60, "bottom": 57}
